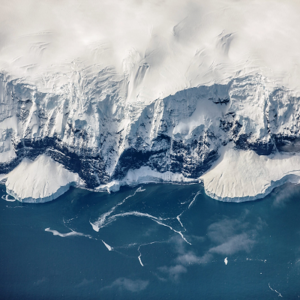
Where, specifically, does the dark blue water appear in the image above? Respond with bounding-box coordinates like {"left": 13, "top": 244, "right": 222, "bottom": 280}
{"left": 1, "top": 183, "right": 300, "bottom": 299}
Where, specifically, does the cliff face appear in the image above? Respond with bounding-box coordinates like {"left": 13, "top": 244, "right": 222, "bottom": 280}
{"left": 1, "top": 69, "right": 300, "bottom": 200}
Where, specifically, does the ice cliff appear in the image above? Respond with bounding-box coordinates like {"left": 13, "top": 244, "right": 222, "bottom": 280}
{"left": 5, "top": 154, "right": 80, "bottom": 203}
{"left": 1, "top": 0, "right": 300, "bottom": 202}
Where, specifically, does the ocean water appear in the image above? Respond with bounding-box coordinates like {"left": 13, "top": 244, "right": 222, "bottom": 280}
{"left": 1, "top": 183, "right": 300, "bottom": 299}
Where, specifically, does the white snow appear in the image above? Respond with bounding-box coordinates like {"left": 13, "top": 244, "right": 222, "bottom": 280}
{"left": 92, "top": 207, "right": 191, "bottom": 245}
{"left": 90, "top": 221, "right": 99, "bottom": 233}
{"left": 90, "top": 187, "right": 144, "bottom": 231}
{"left": 224, "top": 257, "right": 228, "bottom": 265}
{"left": 1, "top": 194, "right": 16, "bottom": 202}
{"left": 188, "top": 191, "right": 201, "bottom": 209}
{"left": 5, "top": 154, "right": 80, "bottom": 203}
{"left": 201, "top": 146, "right": 300, "bottom": 202}
{"left": 102, "top": 240, "right": 113, "bottom": 251}
{"left": 268, "top": 283, "right": 283, "bottom": 298}
{"left": 1, "top": 0, "right": 300, "bottom": 95}
{"left": 0, "top": 116, "right": 17, "bottom": 163}
{"left": 138, "top": 254, "right": 144, "bottom": 267}
{"left": 45, "top": 228, "right": 91, "bottom": 238}
{"left": 0, "top": 174, "right": 7, "bottom": 182}
{"left": 1, "top": 1, "right": 300, "bottom": 202}
{"left": 96, "top": 167, "right": 197, "bottom": 193}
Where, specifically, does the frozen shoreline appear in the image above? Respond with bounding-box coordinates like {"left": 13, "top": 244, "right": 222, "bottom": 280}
{"left": 3, "top": 154, "right": 80, "bottom": 203}
{"left": 3, "top": 149, "right": 300, "bottom": 203}
{"left": 204, "top": 174, "right": 300, "bottom": 203}
{"left": 95, "top": 166, "right": 199, "bottom": 193}
{"left": 0, "top": 156, "right": 200, "bottom": 203}
{"left": 200, "top": 147, "right": 300, "bottom": 202}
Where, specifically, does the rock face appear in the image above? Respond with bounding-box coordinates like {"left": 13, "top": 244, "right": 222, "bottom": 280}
{"left": 1, "top": 71, "right": 300, "bottom": 202}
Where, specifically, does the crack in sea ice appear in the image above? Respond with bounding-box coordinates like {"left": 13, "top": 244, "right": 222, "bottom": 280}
{"left": 188, "top": 191, "right": 201, "bottom": 209}
{"left": 63, "top": 216, "right": 78, "bottom": 224}
{"left": 134, "top": 190, "right": 202, "bottom": 264}
{"left": 90, "top": 187, "right": 145, "bottom": 231}
{"left": 175, "top": 191, "right": 202, "bottom": 233}
{"left": 90, "top": 188, "right": 202, "bottom": 266}
{"left": 44, "top": 217, "right": 93, "bottom": 239}
{"left": 93, "top": 210, "right": 192, "bottom": 245}
{"left": 246, "top": 258, "right": 267, "bottom": 263}
{"left": 45, "top": 228, "right": 92, "bottom": 238}
{"left": 176, "top": 213, "right": 185, "bottom": 229}
{"left": 268, "top": 283, "right": 283, "bottom": 297}
{"left": 2, "top": 194, "right": 16, "bottom": 202}
{"left": 137, "top": 241, "right": 166, "bottom": 267}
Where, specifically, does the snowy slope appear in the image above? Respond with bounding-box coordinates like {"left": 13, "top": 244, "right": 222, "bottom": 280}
{"left": 1, "top": 0, "right": 300, "bottom": 202}
{"left": 5, "top": 154, "right": 80, "bottom": 203}
{"left": 201, "top": 146, "right": 300, "bottom": 202}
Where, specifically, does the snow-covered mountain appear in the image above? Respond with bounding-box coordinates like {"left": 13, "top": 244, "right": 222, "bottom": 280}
{"left": 1, "top": 0, "right": 300, "bottom": 202}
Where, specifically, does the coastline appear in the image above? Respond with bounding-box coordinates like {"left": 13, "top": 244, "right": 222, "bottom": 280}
{"left": 3, "top": 148, "right": 300, "bottom": 204}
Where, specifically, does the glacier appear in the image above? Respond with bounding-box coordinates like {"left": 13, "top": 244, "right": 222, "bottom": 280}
{"left": 201, "top": 146, "right": 300, "bottom": 202}
{"left": 1, "top": 0, "right": 300, "bottom": 202}
{"left": 5, "top": 154, "right": 80, "bottom": 203}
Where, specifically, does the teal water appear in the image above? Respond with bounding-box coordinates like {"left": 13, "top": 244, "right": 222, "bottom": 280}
{"left": 1, "top": 183, "right": 300, "bottom": 299}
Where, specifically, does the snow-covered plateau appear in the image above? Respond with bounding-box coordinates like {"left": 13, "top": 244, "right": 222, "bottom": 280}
{"left": 1, "top": 0, "right": 300, "bottom": 202}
